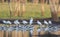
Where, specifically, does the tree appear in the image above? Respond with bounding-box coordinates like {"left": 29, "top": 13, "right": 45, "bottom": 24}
{"left": 33, "top": 0, "right": 38, "bottom": 4}
{"left": 2, "top": 0, "right": 4, "bottom": 3}
{"left": 49, "top": 0, "right": 59, "bottom": 21}
{"left": 9, "top": 0, "right": 15, "bottom": 18}
{"left": 40, "top": 0, "right": 45, "bottom": 17}
{"left": 14, "top": 0, "right": 21, "bottom": 17}
{"left": 21, "top": 0, "right": 26, "bottom": 16}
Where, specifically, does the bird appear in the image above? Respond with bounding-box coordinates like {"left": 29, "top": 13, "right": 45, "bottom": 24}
{"left": 44, "top": 20, "right": 48, "bottom": 25}
{"left": 14, "top": 20, "right": 20, "bottom": 25}
{"left": 22, "top": 20, "right": 28, "bottom": 25}
{"left": 37, "top": 20, "right": 43, "bottom": 30}
{"left": 37, "top": 20, "right": 42, "bottom": 25}
{"left": 43, "top": 20, "right": 50, "bottom": 32}
{"left": 14, "top": 20, "right": 20, "bottom": 30}
{"left": 29, "top": 17, "right": 33, "bottom": 25}
{"left": 3, "top": 20, "right": 7, "bottom": 24}
{"left": 2, "top": 20, "right": 7, "bottom": 27}
{"left": 7, "top": 21, "right": 12, "bottom": 24}
{"left": 48, "top": 20, "right": 52, "bottom": 25}
{"left": 2, "top": 20, "right": 8, "bottom": 31}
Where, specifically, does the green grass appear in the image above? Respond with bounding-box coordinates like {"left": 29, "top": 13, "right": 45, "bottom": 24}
{"left": 0, "top": 3, "right": 54, "bottom": 19}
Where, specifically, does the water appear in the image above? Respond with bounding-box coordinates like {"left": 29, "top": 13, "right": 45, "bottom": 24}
{"left": 0, "top": 25, "right": 60, "bottom": 37}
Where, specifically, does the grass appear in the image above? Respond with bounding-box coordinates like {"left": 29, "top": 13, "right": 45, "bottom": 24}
{"left": 0, "top": 2, "right": 59, "bottom": 19}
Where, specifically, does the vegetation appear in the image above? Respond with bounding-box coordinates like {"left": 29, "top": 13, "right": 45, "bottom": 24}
{"left": 0, "top": 2, "right": 60, "bottom": 19}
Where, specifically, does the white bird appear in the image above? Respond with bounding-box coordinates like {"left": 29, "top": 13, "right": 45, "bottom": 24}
{"left": 7, "top": 21, "right": 12, "bottom": 24}
{"left": 48, "top": 20, "right": 52, "bottom": 24}
{"left": 14, "top": 20, "right": 20, "bottom": 25}
{"left": 3, "top": 20, "right": 7, "bottom": 24}
{"left": 37, "top": 20, "right": 42, "bottom": 25}
{"left": 37, "top": 20, "right": 43, "bottom": 32}
{"left": 2, "top": 20, "right": 8, "bottom": 31}
{"left": 22, "top": 20, "right": 28, "bottom": 25}
{"left": 29, "top": 18, "right": 33, "bottom": 25}
{"left": 44, "top": 20, "right": 48, "bottom": 25}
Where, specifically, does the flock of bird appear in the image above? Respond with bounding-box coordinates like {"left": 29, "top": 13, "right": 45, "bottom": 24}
{"left": 0, "top": 18, "right": 60, "bottom": 34}
{"left": 2, "top": 18, "right": 52, "bottom": 25}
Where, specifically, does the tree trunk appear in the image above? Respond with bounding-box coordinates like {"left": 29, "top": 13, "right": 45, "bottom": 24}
{"left": 2, "top": 0, "right": 4, "bottom": 3}
{"left": 14, "top": 0, "right": 20, "bottom": 17}
{"left": 51, "top": 11, "right": 59, "bottom": 21}
{"left": 33, "top": 0, "right": 38, "bottom": 4}
{"left": 21, "top": 0, "right": 26, "bottom": 16}
{"left": 49, "top": 0, "right": 59, "bottom": 21}
{"left": 40, "top": 0, "right": 45, "bottom": 17}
